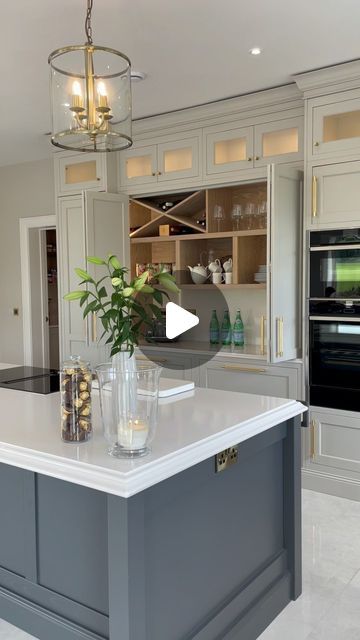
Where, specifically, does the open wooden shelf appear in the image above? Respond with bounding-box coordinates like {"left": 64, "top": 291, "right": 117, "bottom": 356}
{"left": 130, "top": 229, "right": 267, "bottom": 244}
{"left": 129, "top": 182, "right": 269, "bottom": 288}
{"left": 180, "top": 283, "right": 266, "bottom": 290}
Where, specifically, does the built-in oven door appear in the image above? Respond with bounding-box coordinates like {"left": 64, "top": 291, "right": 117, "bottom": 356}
{"left": 310, "top": 245, "right": 360, "bottom": 299}
{"left": 309, "top": 317, "right": 360, "bottom": 412}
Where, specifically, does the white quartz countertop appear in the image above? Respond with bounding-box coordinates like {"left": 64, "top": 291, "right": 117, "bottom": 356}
{"left": 0, "top": 385, "right": 305, "bottom": 498}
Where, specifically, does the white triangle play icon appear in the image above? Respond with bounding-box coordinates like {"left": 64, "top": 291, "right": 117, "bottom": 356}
{"left": 166, "top": 302, "right": 199, "bottom": 340}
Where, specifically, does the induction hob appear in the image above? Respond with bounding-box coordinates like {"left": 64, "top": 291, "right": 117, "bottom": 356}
{"left": 0, "top": 367, "right": 60, "bottom": 394}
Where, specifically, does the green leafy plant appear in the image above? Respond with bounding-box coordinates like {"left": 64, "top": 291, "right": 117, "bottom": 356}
{"left": 64, "top": 255, "right": 179, "bottom": 357}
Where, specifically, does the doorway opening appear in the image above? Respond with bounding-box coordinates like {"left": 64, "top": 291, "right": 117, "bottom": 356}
{"left": 20, "top": 215, "right": 59, "bottom": 369}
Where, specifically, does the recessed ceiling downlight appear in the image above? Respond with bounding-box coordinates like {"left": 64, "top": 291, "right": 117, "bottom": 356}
{"left": 131, "top": 71, "right": 147, "bottom": 82}
{"left": 249, "top": 47, "right": 262, "bottom": 56}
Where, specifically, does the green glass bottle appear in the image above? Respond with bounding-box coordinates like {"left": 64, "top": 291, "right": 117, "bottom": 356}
{"left": 209, "top": 310, "right": 220, "bottom": 344}
{"left": 233, "top": 310, "right": 244, "bottom": 346}
{"left": 221, "top": 310, "right": 232, "bottom": 345}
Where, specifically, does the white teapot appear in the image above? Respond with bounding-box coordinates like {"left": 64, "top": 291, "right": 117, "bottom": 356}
{"left": 208, "top": 258, "right": 222, "bottom": 273}
{"left": 223, "top": 257, "right": 233, "bottom": 273}
{"left": 188, "top": 264, "right": 208, "bottom": 284}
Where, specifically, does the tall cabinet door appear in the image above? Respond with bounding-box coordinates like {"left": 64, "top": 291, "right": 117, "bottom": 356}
{"left": 268, "top": 165, "right": 302, "bottom": 363}
{"left": 85, "top": 192, "right": 130, "bottom": 351}
{"left": 58, "top": 192, "right": 129, "bottom": 365}
{"left": 58, "top": 195, "right": 88, "bottom": 360}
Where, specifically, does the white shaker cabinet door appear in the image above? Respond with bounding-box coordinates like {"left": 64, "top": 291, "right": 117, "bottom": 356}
{"left": 58, "top": 192, "right": 129, "bottom": 365}
{"left": 58, "top": 195, "right": 88, "bottom": 360}
{"left": 268, "top": 165, "right": 302, "bottom": 363}
{"left": 85, "top": 191, "right": 130, "bottom": 352}
{"left": 310, "top": 161, "right": 360, "bottom": 229}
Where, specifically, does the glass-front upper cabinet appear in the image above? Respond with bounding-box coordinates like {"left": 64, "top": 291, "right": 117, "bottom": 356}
{"left": 204, "top": 125, "right": 254, "bottom": 176}
{"left": 157, "top": 136, "right": 200, "bottom": 182}
{"left": 254, "top": 117, "right": 304, "bottom": 166}
{"left": 119, "top": 133, "right": 202, "bottom": 189}
{"left": 120, "top": 145, "right": 158, "bottom": 187}
{"left": 311, "top": 93, "right": 360, "bottom": 159}
{"left": 56, "top": 152, "right": 107, "bottom": 196}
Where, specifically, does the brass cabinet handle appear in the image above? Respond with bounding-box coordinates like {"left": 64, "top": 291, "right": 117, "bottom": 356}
{"left": 221, "top": 364, "right": 267, "bottom": 373}
{"left": 255, "top": 156, "right": 260, "bottom": 161}
{"left": 136, "top": 355, "right": 168, "bottom": 363}
{"left": 96, "top": 177, "right": 101, "bottom": 181}
{"left": 152, "top": 172, "right": 156, "bottom": 176}
{"left": 276, "top": 317, "right": 284, "bottom": 358}
{"left": 247, "top": 157, "right": 252, "bottom": 162}
{"left": 310, "top": 419, "right": 316, "bottom": 459}
{"left": 157, "top": 171, "right": 162, "bottom": 176}
{"left": 260, "top": 315, "right": 266, "bottom": 355}
{"left": 312, "top": 176, "right": 317, "bottom": 217}
{"left": 314, "top": 141, "right": 320, "bottom": 147}
{"left": 92, "top": 311, "right": 97, "bottom": 342}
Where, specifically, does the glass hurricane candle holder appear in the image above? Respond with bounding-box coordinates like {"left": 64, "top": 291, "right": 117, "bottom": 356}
{"left": 96, "top": 362, "right": 162, "bottom": 458}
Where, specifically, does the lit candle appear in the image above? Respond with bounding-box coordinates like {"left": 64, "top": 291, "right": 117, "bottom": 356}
{"left": 117, "top": 418, "right": 149, "bottom": 449}
{"left": 97, "top": 81, "right": 109, "bottom": 108}
{"left": 71, "top": 80, "right": 83, "bottom": 109}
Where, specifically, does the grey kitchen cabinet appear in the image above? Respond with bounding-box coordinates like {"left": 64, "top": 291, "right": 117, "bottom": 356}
{"left": 136, "top": 349, "right": 200, "bottom": 385}
{"left": 199, "top": 358, "right": 302, "bottom": 400}
{"left": 309, "top": 160, "right": 360, "bottom": 229}
{"left": 307, "top": 407, "right": 360, "bottom": 476}
{"left": 58, "top": 191, "right": 129, "bottom": 366}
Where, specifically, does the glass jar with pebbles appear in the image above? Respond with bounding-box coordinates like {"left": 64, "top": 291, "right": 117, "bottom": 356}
{"left": 60, "top": 356, "right": 92, "bottom": 442}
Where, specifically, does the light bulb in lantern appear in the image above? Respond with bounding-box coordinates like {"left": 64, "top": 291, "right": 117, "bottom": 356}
{"left": 71, "top": 80, "right": 83, "bottom": 110}
{"left": 97, "top": 81, "right": 109, "bottom": 108}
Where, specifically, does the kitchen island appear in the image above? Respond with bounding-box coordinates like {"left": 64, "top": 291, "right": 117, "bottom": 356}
{"left": 0, "top": 385, "right": 304, "bottom": 640}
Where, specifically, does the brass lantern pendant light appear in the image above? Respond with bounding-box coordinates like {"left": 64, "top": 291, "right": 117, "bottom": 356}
{"left": 48, "top": 0, "right": 132, "bottom": 152}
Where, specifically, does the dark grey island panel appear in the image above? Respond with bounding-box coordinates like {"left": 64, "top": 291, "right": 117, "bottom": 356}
{"left": 0, "top": 415, "right": 301, "bottom": 640}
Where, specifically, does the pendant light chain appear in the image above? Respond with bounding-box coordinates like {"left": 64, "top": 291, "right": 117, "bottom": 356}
{"left": 85, "top": 0, "right": 94, "bottom": 45}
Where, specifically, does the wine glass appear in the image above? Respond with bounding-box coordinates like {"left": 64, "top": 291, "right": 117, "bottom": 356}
{"left": 244, "top": 202, "right": 256, "bottom": 230}
{"left": 259, "top": 201, "right": 267, "bottom": 229}
{"left": 231, "top": 204, "right": 242, "bottom": 231}
{"left": 213, "top": 205, "right": 225, "bottom": 232}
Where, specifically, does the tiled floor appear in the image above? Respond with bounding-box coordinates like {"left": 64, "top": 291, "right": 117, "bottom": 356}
{"left": 1, "top": 489, "right": 360, "bottom": 639}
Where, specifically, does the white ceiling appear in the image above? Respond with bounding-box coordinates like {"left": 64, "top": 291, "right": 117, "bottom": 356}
{"left": 2, "top": 0, "right": 360, "bottom": 167}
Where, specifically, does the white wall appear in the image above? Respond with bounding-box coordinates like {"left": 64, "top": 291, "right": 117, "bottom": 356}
{"left": 0, "top": 158, "right": 54, "bottom": 364}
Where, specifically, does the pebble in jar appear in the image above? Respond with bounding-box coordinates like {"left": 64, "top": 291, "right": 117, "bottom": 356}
{"left": 61, "top": 356, "right": 92, "bottom": 442}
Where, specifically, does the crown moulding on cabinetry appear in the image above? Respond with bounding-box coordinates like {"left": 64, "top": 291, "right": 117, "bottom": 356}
{"left": 294, "top": 59, "right": 360, "bottom": 98}
{"left": 132, "top": 84, "right": 303, "bottom": 138}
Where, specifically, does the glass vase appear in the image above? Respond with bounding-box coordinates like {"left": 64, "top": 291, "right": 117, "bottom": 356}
{"left": 96, "top": 361, "right": 162, "bottom": 458}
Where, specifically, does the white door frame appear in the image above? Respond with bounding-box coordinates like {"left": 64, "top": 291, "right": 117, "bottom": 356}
{"left": 20, "top": 215, "right": 56, "bottom": 366}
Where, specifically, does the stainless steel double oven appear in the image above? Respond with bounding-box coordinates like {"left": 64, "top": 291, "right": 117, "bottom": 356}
{"left": 308, "top": 229, "right": 360, "bottom": 413}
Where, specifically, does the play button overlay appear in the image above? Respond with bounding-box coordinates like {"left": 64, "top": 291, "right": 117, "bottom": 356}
{"left": 165, "top": 302, "right": 199, "bottom": 340}
{"left": 136, "top": 268, "right": 231, "bottom": 369}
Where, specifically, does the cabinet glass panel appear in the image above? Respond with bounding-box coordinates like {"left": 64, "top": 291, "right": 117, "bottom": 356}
{"left": 323, "top": 110, "right": 360, "bottom": 143}
{"left": 65, "top": 161, "right": 97, "bottom": 185}
{"left": 126, "top": 155, "right": 153, "bottom": 179}
{"left": 262, "top": 127, "right": 298, "bottom": 157}
{"left": 164, "top": 147, "right": 192, "bottom": 173}
{"left": 214, "top": 138, "right": 247, "bottom": 165}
